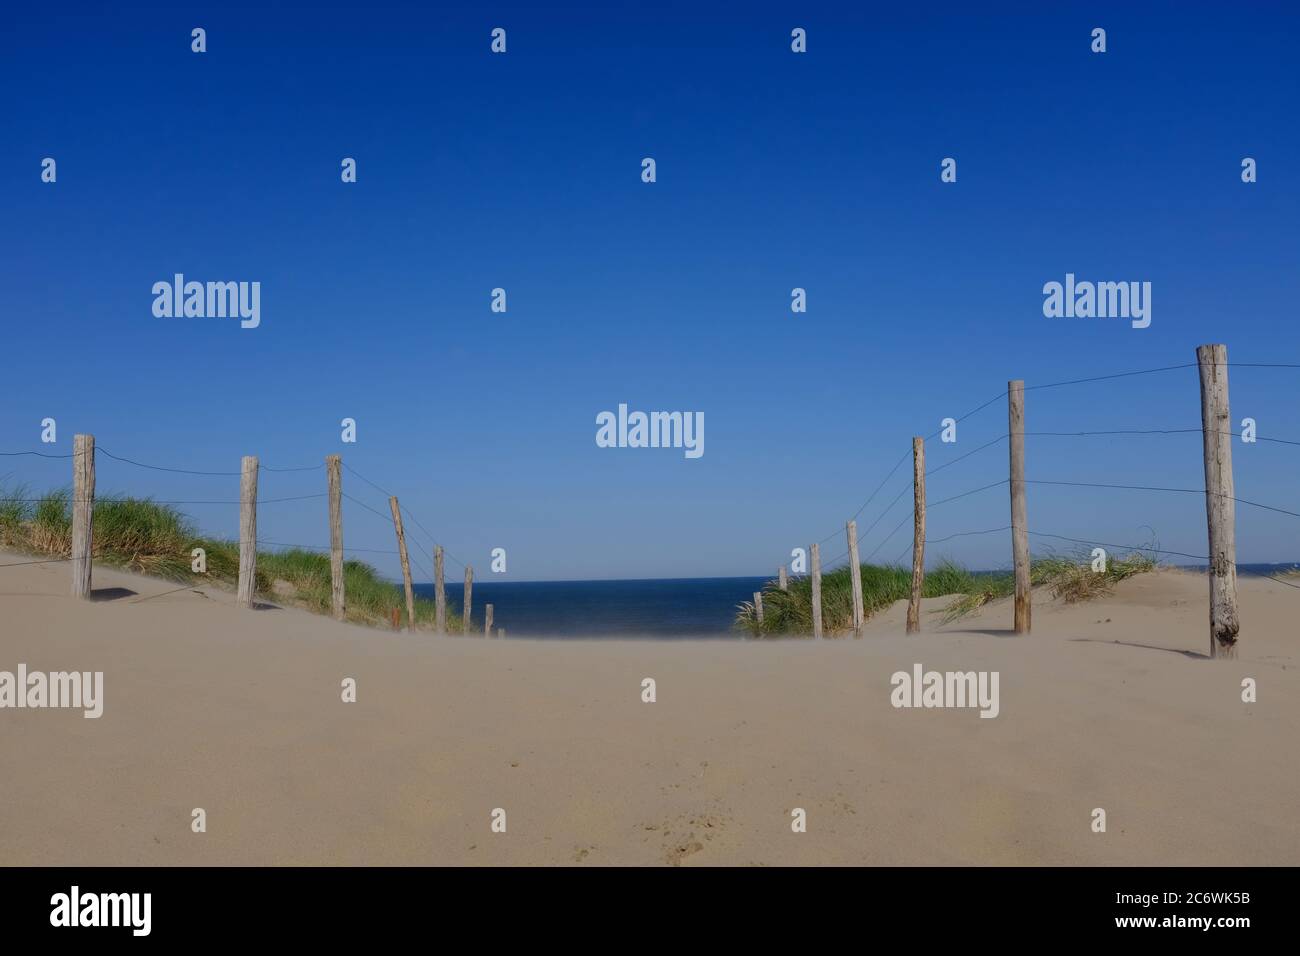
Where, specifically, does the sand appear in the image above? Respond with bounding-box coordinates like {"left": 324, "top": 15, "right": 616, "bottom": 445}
{"left": 1, "top": 553, "right": 1296, "bottom": 866}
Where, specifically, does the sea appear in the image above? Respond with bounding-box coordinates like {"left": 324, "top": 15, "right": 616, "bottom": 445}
{"left": 411, "top": 564, "right": 1298, "bottom": 639}
{"left": 412, "top": 576, "right": 768, "bottom": 638}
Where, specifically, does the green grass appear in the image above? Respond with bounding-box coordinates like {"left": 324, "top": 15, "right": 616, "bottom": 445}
{"left": 0, "top": 483, "right": 462, "bottom": 631}
{"left": 255, "top": 546, "right": 460, "bottom": 629}
{"left": 0, "top": 483, "right": 34, "bottom": 537}
{"left": 938, "top": 552, "right": 1156, "bottom": 623}
{"left": 736, "top": 551, "right": 1157, "bottom": 637}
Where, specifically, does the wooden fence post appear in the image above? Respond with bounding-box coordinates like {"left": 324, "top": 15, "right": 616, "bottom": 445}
{"left": 463, "top": 566, "right": 473, "bottom": 634}
{"left": 753, "top": 591, "right": 764, "bottom": 627}
{"left": 778, "top": 566, "right": 788, "bottom": 591}
{"left": 1196, "top": 343, "right": 1240, "bottom": 658}
{"left": 434, "top": 545, "right": 446, "bottom": 634}
{"left": 846, "top": 520, "right": 864, "bottom": 637}
{"left": 485, "top": 603, "right": 494, "bottom": 638}
{"left": 71, "top": 434, "right": 95, "bottom": 599}
{"left": 810, "top": 542, "right": 823, "bottom": 639}
{"left": 1008, "top": 380, "right": 1031, "bottom": 634}
{"left": 326, "top": 455, "right": 344, "bottom": 621}
{"left": 907, "top": 436, "right": 926, "bottom": 634}
{"left": 237, "top": 455, "right": 258, "bottom": 609}
{"left": 388, "top": 496, "right": 416, "bottom": 631}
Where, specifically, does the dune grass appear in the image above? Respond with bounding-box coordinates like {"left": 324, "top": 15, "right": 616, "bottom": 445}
{"left": 937, "top": 553, "right": 1156, "bottom": 623}
{"left": 0, "top": 484, "right": 462, "bottom": 631}
{"left": 736, "top": 551, "right": 1157, "bottom": 637}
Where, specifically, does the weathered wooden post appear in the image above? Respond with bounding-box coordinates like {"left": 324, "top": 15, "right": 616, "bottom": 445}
{"left": 810, "top": 542, "right": 823, "bottom": 639}
{"left": 846, "top": 520, "right": 864, "bottom": 637}
{"left": 71, "top": 434, "right": 95, "bottom": 599}
{"left": 326, "top": 455, "right": 345, "bottom": 621}
{"left": 1196, "top": 344, "right": 1239, "bottom": 658}
{"left": 753, "top": 591, "right": 764, "bottom": 629}
{"left": 1008, "top": 380, "right": 1031, "bottom": 634}
{"left": 237, "top": 455, "right": 258, "bottom": 609}
{"left": 485, "top": 603, "right": 494, "bottom": 638}
{"left": 907, "top": 436, "right": 926, "bottom": 634}
{"left": 388, "top": 496, "right": 416, "bottom": 631}
{"left": 463, "top": 566, "right": 473, "bottom": 634}
{"left": 434, "top": 545, "right": 447, "bottom": 634}
{"left": 778, "top": 566, "right": 788, "bottom": 591}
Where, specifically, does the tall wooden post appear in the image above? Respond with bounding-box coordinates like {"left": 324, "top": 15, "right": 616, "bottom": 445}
{"left": 326, "top": 455, "right": 345, "bottom": 620}
{"left": 753, "top": 591, "right": 764, "bottom": 628}
{"left": 463, "top": 566, "right": 474, "bottom": 634}
{"left": 237, "top": 455, "right": 258, "bottom": 609}
{"left": 434, "top": 545, "right": 447, "bottom": 634}
{"left": 1197, "top": 344, "right": 1239, "bottom": 658}
{"left": 1008, "top": 380, "right": 1031, "bottom": 634}
{"left": 388, "top": 496, "right": 416, "bottom": 631}
{"left": 485, "top": 603, "right": 494, "bottom": 638}
{"left": 846, "top": 520, "right": 864, "bottom": 637}
{"left": 907, "top": 437, "right": 926, "bottom": 634}
{"left": 810, "top": 542, "right": 823, "bottom": 639}
{"left": 71, "top": 434, "right": 95, "bottom": 599}
{"left": 778, "top": 566, "right": 788, "bottom": 591}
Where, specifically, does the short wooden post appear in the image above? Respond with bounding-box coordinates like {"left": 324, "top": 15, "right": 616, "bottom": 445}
{"left": 846, "top": 520, "right": 864, "bottom": 637}
{"left": 484, "top": 603, "right": 494, "bottom": 638}
{"left": 463, "top": 566, "right": 473, "bottom": 634}
{"left": 1008, "top": 380, "right": 1031, "bottom": 634}
{"left": 237, "top": 455, "right": 258, "bottom": 609}
{"left": 434, "top": 545, "right": 447, "bottom": 634}
{"left": 388, "top": 496, "right": 416, "bottom": 631}
{"left": 326, "top": 455, "right": 345, "bottom": 621}
{"left": 390, "top": 607, "right": 400, "bottom": 630}
{"left": 753, "top": 591, "right": 764, "bottom": 628}
{"left": 1197, "top": 344, "right": 1240, "bottom": 658}
{"left": 810, "top": 542, "right": 823, "bottom": 639}
{"left": 778, "top": 566, "right": 788, "bottom": 591}
{"left": 907, "top": 437, "right": 926, "bottom": 634}
{"left": 497, "top": 628, "right": 505, "bottom": 639}
{"left": 71, "top": 434, "right": 95, "bottom": 599}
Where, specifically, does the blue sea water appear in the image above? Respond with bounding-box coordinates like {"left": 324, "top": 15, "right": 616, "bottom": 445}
{"left": 412, "top": 576, "right": 769, "bottom": 638}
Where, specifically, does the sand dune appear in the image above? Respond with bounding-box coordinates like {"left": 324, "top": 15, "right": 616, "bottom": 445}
{"left": 1, "top": 554, "right": 1296, "bottom": 866}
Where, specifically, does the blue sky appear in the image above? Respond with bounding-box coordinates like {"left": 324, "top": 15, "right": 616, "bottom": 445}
{"left": 3, "top": 1, "right": 1298, "bottom": 581}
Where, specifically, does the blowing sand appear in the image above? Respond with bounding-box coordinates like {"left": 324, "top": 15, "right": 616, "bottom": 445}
{"left": 1, "top": 554, "right": 1296, "bottom": 866}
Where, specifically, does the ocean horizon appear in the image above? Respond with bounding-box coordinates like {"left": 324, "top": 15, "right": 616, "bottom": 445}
{"left": 413, "top": 575, "right": 769, "bottom": 637}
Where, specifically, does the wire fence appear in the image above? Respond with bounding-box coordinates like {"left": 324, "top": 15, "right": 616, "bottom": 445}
{"left": 2, "top": 359, "right": 1298, "bottom": 599}
{"left": 0, "top": 443, "right": 466, "bottom": 584}
{"left": 807, "top": 360, "right": 1300, "bottom": 590}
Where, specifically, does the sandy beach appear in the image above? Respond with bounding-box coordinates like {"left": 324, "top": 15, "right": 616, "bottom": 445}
{"left": 1, "top": 553, "right": 1296, "bottom": 866}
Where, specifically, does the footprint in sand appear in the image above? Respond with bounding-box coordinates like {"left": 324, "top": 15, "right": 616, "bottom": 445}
{"left": 664, "top": 840, "right": 704, "bottom": 866}
{"left": 654, "top": 808, "right": 731, "bottom": 864}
